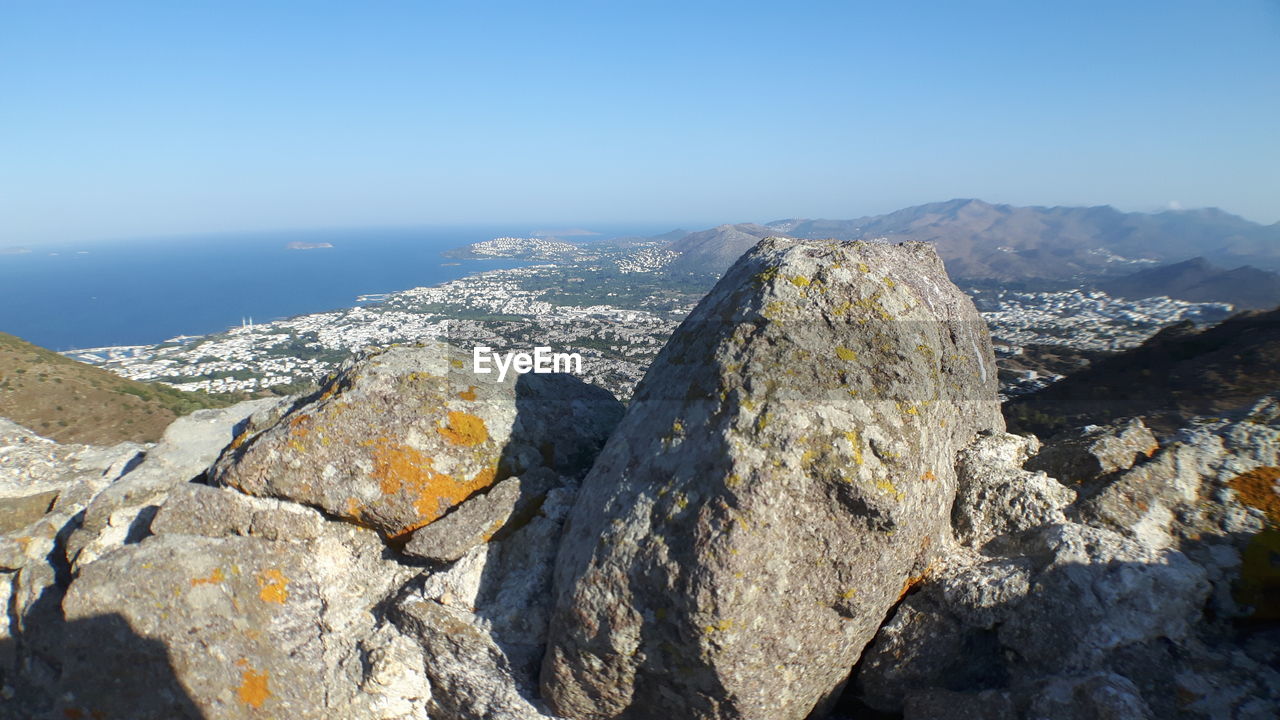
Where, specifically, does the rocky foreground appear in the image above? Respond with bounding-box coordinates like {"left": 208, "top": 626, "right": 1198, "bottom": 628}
{"left": 1, "top": 239, "right": 1277, "bottom": 719}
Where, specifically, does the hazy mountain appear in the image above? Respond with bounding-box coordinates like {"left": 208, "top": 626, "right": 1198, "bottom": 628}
{"left": 0, "top": 331, "right": 245, "bottom": 444}
{"left": 664, "top": 199, "right": 1280, "bottom": 281}
{"left": 665, "top": 223, "right": 774, "bottom": 275}
{"left": 1098, "top": 257, "right": 1280, "bottom": 310}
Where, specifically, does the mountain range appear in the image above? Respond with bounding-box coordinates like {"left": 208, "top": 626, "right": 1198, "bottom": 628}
{"left": 665, "top": 199, "right": 1280, "bottom": 283}
{"left": 1099, "top": 256, "right": 1280, "bottom": 310}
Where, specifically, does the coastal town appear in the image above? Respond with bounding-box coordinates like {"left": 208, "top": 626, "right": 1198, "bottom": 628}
{"left": 65, "top": 238, "right": 1237, "bottom": 401}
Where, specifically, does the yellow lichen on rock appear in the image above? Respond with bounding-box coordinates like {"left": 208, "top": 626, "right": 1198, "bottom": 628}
{"left": 256, "top": 569, "right": 289, "bottom": 604}
{"left": 236, "top": 663, "right": 271, "bottom": 708}
{"left": 1229, "top": 466, "right": 1280, "bottom": 524}
{"left": 437, "top": 411, "right": 489, "bottom": 446}
{"left": 189, "top": 568, "right": 225, "bottom": 587}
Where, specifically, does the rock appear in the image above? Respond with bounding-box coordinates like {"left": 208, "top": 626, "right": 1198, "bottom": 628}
{"left": 901, "top": 688, "right": 1018, "bottom": 720}
{"left": 396, "top": 600, "right": 550, "bottom": 720}
{"left": 952, "top": 432, "right": 1075, "bottom": 549}
{"left": 542, "top": 239, "right": 1001, "bottom": 719}
{"left": 397, "top": 481, "right": 580, "bottom": 719}
{"left": 0, "top": 490, "right": 59, "bottom": 534}
{"left": 211, "top": 344, "right": 622, "bottom": 540}
{"left": 50, "top": 527, "right": 422, "bottom": 719}
{"left": 403, "top": 468, "right": 556, "bottom": 563}
{"left": 150, "top": 483, "right": 328, "bottom": 542}
{"left": 1027, "top": 417, "right": 1159, "bottom": 484}
{"left": 65, "top": 398, "right": 283, "bottom": 569}
{"left": 1027, "top": 673, "right": 1154, "bottom": 720}
{"left": 999, "top": 523, "right": 1210, "bottom": 674}
{"left": 1075, "top": 441, "right": 1212, "bottom": 548}
{"left": 854, "top": 554, "right": 1030, "bottom": 712}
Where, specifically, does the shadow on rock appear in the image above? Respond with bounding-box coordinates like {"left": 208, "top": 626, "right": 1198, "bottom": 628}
{"left": 3, "top": 612, "right": 204, "bottom": 720}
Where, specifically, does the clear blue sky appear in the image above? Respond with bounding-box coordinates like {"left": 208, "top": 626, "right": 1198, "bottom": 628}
{"left": 2, "top": 1, "right": 1277, "bottom": 244}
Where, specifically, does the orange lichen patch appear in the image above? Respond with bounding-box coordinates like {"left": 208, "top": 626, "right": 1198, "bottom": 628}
{"left": 1229, "top": 466, "right": 1280, "bottom": 524}
{"left": 345, "top": 497, "right": 364, "bottom": 520}
{"left": 897, "top": 569, "right": 932, "bottom": 602}
{"left": 236, "top": 665, "right": 271, "bottom": 708}
{"left": 288, "top": 413, "right": 312, "bottom": 438}
{"left": 229, "top": 429, "right": 251, "bottom": 451}
{"left": 256, "top": 569, "right": 289, "bottom": 604}
{"left": 437, "top": 411, "right": 489, "bottom": 446}
{"left": 921, "top": 469, "right": 937, "bottom": 482}
{"left": 190, "top": 568, "right": 225, "bottom": 587}
{"left": 457, "top": 386, "right": 478, "bottom": 401}
{"left": 372, "top": 440, "right": 501, "bottom": 536}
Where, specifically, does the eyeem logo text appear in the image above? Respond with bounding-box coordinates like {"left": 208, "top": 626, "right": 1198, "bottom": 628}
{"left": 473, "top": 346, "right": 583, "bottom": 382}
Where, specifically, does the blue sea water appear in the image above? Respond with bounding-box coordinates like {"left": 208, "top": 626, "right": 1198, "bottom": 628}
{"left": 0, "top": 225, "right": 665, "bottom": 350}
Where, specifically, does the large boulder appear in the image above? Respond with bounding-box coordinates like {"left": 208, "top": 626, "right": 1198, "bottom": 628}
{"left": 541, "top": 239, "right": 1001, "bottom": 719}
{"left": 210, "top": 344, "right": 622, "bottom": 540}
{"left": 52, "top": 521, "right": 424, "bottom": 719}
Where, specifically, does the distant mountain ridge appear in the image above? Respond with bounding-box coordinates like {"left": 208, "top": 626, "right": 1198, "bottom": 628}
{"left": 1099, "top": 257, "right": 1280, "bottom": 310}
{"left": 664, "top": 199, "right": 1280, "bottom": 282}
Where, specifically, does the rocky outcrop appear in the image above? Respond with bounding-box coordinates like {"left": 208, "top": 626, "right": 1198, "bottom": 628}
{"left": 5, "top": 238, "right": 1279, "bottom": 719}
{"left": 210, "top": 344, "right": 622, "bottom": 540}
{"left": 542, "top": 239, "right": 1001, "bottom": 719}
{"left": 851, "top": 396, "right": 1280, "bottom": 718}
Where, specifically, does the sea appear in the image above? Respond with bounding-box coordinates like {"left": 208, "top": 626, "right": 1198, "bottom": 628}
{"left": 0, "top": 224, "right": 670, "bottom": 351}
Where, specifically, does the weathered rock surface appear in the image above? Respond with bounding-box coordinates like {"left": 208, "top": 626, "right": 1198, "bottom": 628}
{"left": 52, "top": 528, "right": 423, "bottom": 720}
{"left": 396, "top": 480, "right": 581, "bottom": 719}
{"left": 65, "top": 398, "right": 282, "bottom": 569}
{"left": 403, "top": 467, "right": 556, "bottom": 563}
{"left": 953, "top": 432, "right": 1074, "bottom": 549}
{"left": 1027, "top": 417, "right": 1159, "bottom": 484}
{"left": 543, "top": 239, "right": 1001, "bottom": 719}
{"left": 211, "top": 344, "right": 622, "bottom": 540}
{"left": 852, "top": 396, "right": 1280, "bottom": 718}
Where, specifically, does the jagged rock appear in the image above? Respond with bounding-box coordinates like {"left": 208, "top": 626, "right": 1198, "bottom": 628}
{"left": 1027, "top": 417, "right": 1159, "bottom": 484}
{"left": 211, "top": 344, "right": 622, "bottom": 540}
{"left": 403, "top": 467, "right": 556, "bottom": 563}
{"left": 47, "top": 527, "right": 423, "bottom": 719}
{"left": 65, "top": 398, "right": 283, "bottom": 569}
{"left": 953, "top": 431, "right": 1075, "bottom": 549}
{"left": 397, "top": 481, "right": 580, "bottom": 719}
{"left": 999, "top": 523, "right": 1210, "bottom": 673}
{"left": 542, "top": 239, "right": 1001, "bottom": 719}
{"left": 1075, "top": 440, "right": 1212, "bottom": 548}
{"left": 150, "top": 483, "right": 327, "bottom": 542}
{"left": 0, "top": 490, "right": 58, "bottom": 534}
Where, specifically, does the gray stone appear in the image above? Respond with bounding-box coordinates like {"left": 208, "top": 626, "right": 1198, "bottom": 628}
{"left": 1028, "top": 417, "right": 1159, "bottom": 485}
{"left": 150, "top": 482, "right": 327, "bottom": 542}
{"left": 403, "top": 468, "right": 556, "bottom": 563}
{"left": 211, "top": 344, "right": 622, "bottom": 540}
{"left": 953, "top": 432, "right": 1075, "bottom": 549}
{"left": 998, "top": 523, "right": 1210, "bottom": 673}
{"left": 1027, "top": 673, "right": 1154, "bottom": 720}
{"left": 65, "top": 398, "right": 282, "bottom": 569}
{"left": 542, "top": 239, "right": 1001, "bottom": 719}
{"left": 398, "top": 482, "right": 580, "bottom": 720}
{"left": 0, "top": 490, "right": 58, "bottom": 534}
{"left": 51, "top": 527, "right": 423, "bottom": 719}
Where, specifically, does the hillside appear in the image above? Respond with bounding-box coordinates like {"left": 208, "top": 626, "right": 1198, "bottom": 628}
{"left": 1004, "top": 307, "right": 1280, "bottom": 436}
{"left": 664, "top": 223, "right": 774, "bottom": 276}
{"left": 665, "top": 199, "right": 1280, "bottom": 281}
{"left": 1099, "top": 256, "right": 1280, "bottom": 310}
{"left": 0, "top": 331, "right": 246, "bottom": 444}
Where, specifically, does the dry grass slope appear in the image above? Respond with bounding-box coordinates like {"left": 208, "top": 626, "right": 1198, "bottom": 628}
{"left": 0, "top": 331, "right": 246, "bottom": 444}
